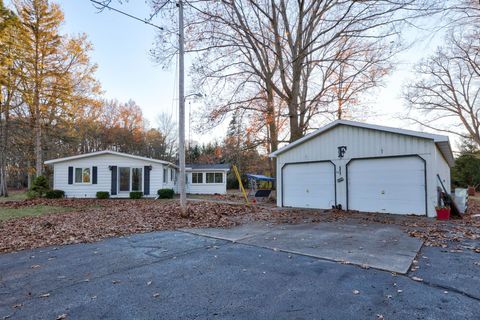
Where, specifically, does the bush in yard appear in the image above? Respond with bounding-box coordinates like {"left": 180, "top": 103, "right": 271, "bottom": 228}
{"left": 26, "top": 190, "right": 41, "bottom": 199}
{"left": 45, "top": 189, "right": 65, "bottom": 199}
{"left": 157, "top": 188, "right": 174, "bottom": 199}
{"left": 129, "top": 191, "right": 143, "bottom": 199}
{"left": 96, "top": 191, "right": 110, "bottom": 199}
{"left": 28, "top": 175, "right": 50, "bottom": 198}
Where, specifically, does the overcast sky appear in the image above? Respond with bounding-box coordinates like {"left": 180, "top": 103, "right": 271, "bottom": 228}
{"left": 58, "top": 1, "right": 456, "bottom": 149}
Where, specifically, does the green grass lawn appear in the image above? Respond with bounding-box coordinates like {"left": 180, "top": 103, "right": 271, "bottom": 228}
{"left": 0, "top": 205, "right": 73, "bottom": 221}
{"left": 0, "top": 191, "right": 28, "bottom": 202}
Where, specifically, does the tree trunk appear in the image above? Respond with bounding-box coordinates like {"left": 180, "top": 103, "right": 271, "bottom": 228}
{"left": 27, "top": 160, "right": 32, "bottom": 189}
{"left": 288, "top": 101, "right": 302, "bottom": 142}
{"left": 34, "top": 101, "right": 42, "bottom": 176}
{"left": 266, "top": 86, "right": 278, "bottom": 178}
{"left": 0, "top": 88, "right": 8, "bottom": 197}
{"left": 288, "top": 59, "right": 303, "bottom": 142}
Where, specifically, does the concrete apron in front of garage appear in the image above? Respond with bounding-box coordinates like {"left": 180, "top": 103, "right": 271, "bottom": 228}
{"left": 181, "top": 221, "right": 423, "bottom": 274}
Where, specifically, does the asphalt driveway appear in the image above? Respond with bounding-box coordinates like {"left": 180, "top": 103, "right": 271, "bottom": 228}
{"left": 0, "top": 226, "right": 479, "bottom": 320}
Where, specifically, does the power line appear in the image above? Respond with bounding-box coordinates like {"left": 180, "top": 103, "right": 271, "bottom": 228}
{"left": 89, "top": 0, "right": 164, "bottom": 30}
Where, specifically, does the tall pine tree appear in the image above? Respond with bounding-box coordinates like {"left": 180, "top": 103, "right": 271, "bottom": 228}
{"left": 0, "top": 0, "right": 18, "bottom": 196}
{"left": 14, "top": 0, "right": 98, "bottom": 176}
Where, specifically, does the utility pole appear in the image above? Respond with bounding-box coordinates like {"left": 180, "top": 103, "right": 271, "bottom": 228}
{"left": 178, "top": 0, "right": 187, "bottom": 211}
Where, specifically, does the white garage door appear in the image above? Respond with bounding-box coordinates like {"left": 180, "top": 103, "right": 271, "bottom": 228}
{"left": 283, "top": 162, "right": 335, "bottom": 209}
{"left": 347, "top": 156, "right": 426, "bottom": 215}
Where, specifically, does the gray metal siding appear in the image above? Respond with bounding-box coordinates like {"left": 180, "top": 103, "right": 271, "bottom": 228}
{"left": 276, "top": 124, "right": 439, "bottom": 217}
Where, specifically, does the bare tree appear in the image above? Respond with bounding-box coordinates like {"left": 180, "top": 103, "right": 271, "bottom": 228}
{"left": 405, "top": 30, "right": 480, "bottom": 144}
{"left": 156, "top": 112, "right": 178, "bottom": 161}
{"left": 150, "top": 1, "right": 426, "bottom": 144}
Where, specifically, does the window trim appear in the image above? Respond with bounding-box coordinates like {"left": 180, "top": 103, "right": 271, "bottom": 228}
{"left": 74, "top": 167, "right": 92, "bottom": 184}
{"left": 205, "top": 172, "right": 224, "bottom": 184}
{"left": 192, "top": 172, "right": 203, "bottom": 184}
{"left": 118, "top": 167, "right": 143, "bottom": 193}
{"left": 131, "top": 167, "right": 143, "bottom": 192}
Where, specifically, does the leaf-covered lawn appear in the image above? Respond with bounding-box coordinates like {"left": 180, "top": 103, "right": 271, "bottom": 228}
{"left": 0, "top": 197, "right": 479, "bottom": 254}
{"left": 0, "top": 199, "right": 260, "bottom": 253}
{"left": 0, "top": 205, "right": 73, "bottom": 221}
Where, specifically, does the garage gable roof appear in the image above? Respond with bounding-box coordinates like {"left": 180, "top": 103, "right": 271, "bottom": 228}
{"left": 44, "top": 150, "right": 177, "bottom": 167}
{"left": 269, "top": 120, "right": 455, "bottom": 166}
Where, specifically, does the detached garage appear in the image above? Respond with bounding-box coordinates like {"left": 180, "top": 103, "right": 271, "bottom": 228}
{"left": 270, "top": 120, "right": 454, "bottom": 217}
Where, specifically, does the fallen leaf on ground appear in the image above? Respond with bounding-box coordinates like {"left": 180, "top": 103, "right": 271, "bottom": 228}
{"left": 39, "top": 293, "right": 50, "bottom": 298}
{"left": 2, "top": 197, "right": 480, "bottom": 254}
{"left": 147, "top": 281, "right": 152, "bottom": 286}
{"left": 411, "top": 277, "right": 423, "bottom": 282}
{"left": 353, "top": 290, "right": 360, "bottom": 295}
{"left": 56, "top": 314, "right": 67, "bottom": 320}
{"left": 0, "top": 199, "right": 259, "bottom": 253}
{"left": 153, "top": 293, "right": 160, "bottom": 298}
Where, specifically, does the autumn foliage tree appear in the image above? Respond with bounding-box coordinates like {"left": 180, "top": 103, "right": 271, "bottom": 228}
{"left": 0, "top": 0, "right": 179, "bottom": 195}
{"left": 0, "top": 0, "right": 18, "bottom": 196}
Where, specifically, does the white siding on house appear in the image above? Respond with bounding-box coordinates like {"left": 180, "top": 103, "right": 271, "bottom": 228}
{"left": 52, "top": 154, "right": 175, "bottom": 198}
{"left": 275, "top": 124, "right": 446, "bottom": 217}
{"left": 186, "top": 171, "right": 227, "bottom": 194}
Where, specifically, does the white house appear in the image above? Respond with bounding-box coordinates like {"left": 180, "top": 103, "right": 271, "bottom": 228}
{"left": 45, "top": 150, "right": 178, "bottom": 198}
{"left": 270, "top": 120, "right": 454, "bottom": 217}
{"left": 45, "top": 151, "right": 231, "bottom": 198}
{"left": 186, "top": 163, "right": 230, "bottom": 195}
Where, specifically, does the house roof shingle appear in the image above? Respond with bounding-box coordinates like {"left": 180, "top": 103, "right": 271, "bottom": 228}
{"left": 186, "top": 163, "right": 231, "bottom": 171}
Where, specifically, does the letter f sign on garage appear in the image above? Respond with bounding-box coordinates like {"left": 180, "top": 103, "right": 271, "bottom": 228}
{"left": 338, "top": 146, "right": 347, "bottom": 158}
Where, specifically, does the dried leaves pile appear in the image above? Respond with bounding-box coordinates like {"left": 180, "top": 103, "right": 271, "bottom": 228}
{"left": 0, "top": 199, "right": 259, "bottom": 253}
{"left": 1, "top": 196, "right": 480, "bottom": 254}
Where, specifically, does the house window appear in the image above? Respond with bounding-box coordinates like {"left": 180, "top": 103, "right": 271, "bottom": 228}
{"left": 119, "top": 167, "right": 130, "bottom": 192}
{"left": 170, "top": 168, "right": 175, "bottom": 182}
{"left": 74, "top": 167, "right": 91, "bottom": 184}
{"left": 163, "top": 168, "right": 167, "bottom": 183}
{"left": 206, "top": 172, "right": 223, "bottom": 184}
{"left": 131, "top": 168, "right": 142, "bottom": 192}
{"left": 119, "top": 167, "right": 142, "bottom": 192}
{"left": 192, "top": 172, "right": 203, "bottom": 184}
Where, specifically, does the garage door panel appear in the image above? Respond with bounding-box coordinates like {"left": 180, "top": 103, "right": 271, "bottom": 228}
{"left": 348, "top": 157, "right": 425, "bottom": 215}
{"left": 283, "top": 162, "right": 335, "bottom": 209}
